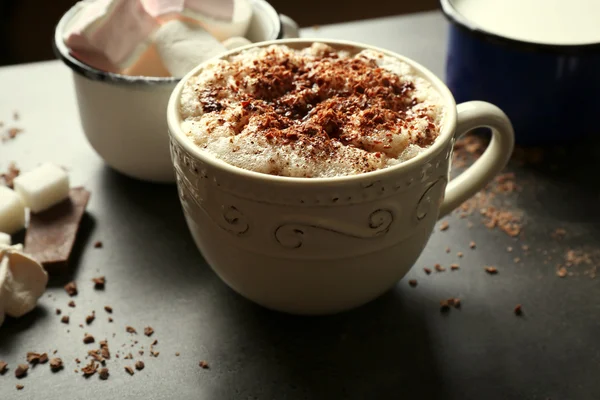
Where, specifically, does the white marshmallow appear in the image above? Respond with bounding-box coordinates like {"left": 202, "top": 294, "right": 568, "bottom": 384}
{"left": 0, "top": 245, "right": 48, "bottom": 322}
{"left": 13, "top": 163, "right": 70, "bottom": 214}
{"left": 153, "top": 20, "right": 227, "bottom": 77}
{"left": 64, "top": 0, "right": 159, "bottom": 69}
{"left": 182, "top": 0, "right": 252, "bottom": 41}
{"left": 222, "top": 36, "right": 251, "bottom": 50}
{"left": 0, "top": 187, "right": 25, "bottom": 234}
{"left": 0, "top": 233, "right": 10, "bottom": 246}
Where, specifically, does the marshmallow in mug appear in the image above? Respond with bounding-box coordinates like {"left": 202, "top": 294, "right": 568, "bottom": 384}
{"left": 64, "top": 0, "right": 253, "bottom": 77}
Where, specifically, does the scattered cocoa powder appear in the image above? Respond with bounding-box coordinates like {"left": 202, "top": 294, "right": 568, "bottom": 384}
{"left": 457, "top": 252, "right": 463, "bottom": 258}
{"left": 86, "top": 312, "right": 95, "bottom": 325}
{"left": 552, "top": 228, "right": 566, "bottom": 240}
{"left": 557, "top": 267, "right": 568, "bottom": 278}
{"left": 56, "top": 308, "right": 61, "bottom": 315}
{"left": 469, "top": 241, "right": 476, "bottom": 249}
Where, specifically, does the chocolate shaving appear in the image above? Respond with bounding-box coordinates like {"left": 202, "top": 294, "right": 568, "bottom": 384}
{"left": 24, "top": 187, "right": 91, "bottom": 274}
{"left": 99, "top": 368, "right": 109, "bottom": 380}
{"left": 92, "top": 276, "right": 105, "bottom": 290}
{"left": 15, "top": 364, "right": 28, "bottom": 378}
{"left": 49, "top": 358, "right": 63, "bottom": 372}
{"left": 64, "top": 282, "right": 77, "bottom": 296}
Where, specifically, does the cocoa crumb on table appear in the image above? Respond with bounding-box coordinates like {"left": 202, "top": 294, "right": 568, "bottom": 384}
{"left": 92, "top": 276, "right": 105, "bottom": 290}
{"left": 0, "top": 162, "right": 20, "bottom": 188}
{"left": 124, "top": 366, "right": 134, "bottom": 376}
{"left": 152, "top": 340, "right": 158, "bottom": 346}
{"left": 94, "top": 241, "right": 103, "bottom": 248}
{"left": 144, "top": 326, "right": 154, "bottom": 337}
{"left": 175, "top": 352, "right": 180, "bottom": 356}
{"left": 126, "top": 326, "right": 137, "bottom": 334}
{"left": 457, "top": 252, "right": 464, "bottom": 258}
{"left": 83, "top": 334, "right": 95, "bottom": 344}
{"left": 552, "top": 228, "right": 566, "bottom": 240}
{"left": 16, "top": 384, "right": 24, "bottom": 390}
{"left": 423, "top": 267, "right": 432, "bottom": 275}
{"left": 557, "top": 267, "right": 568, "bottom": 278}
{"left": 49, "top": 358, "right": 63, "bottom": 372}
{"left": 408, "top": 279, "right": 417, "bottom": 287}
{"left": 104, "top": 306, "right": 113, "bottom": 313}
{"left": 514, "top": 304, "right": 523, "bottom": 315}
{"left": 485, "top": 266, "right": 498, "bottom": 274}
{"left": 108, "top": 317, "right": 113, "bottom": 323}
{"left": 56, "top": 308, "right": 61, "bottom": 315}
{"left": 445, "top": 247, "right": 451, "bottom": 253}
{"left": 439, "top": 221, "right": 449, "bottom": 231}
{"left": 434, "top": 263, "right": 446, "bottom": 272}
{"left": 81, "top": 361, "right": 98, "bottom": 377}
{"left": 15, "top": 364, "right": 28, "bottom": 378}
{"left": 86, "top": 312, "right": 95, "bottom": 325}
{"left": 124, "top": 353, "right": 133, "bottom": 360}
{"left": 68, "top": 301, "right": 76, "bottom": 308}
{"left": 0, "top": 361, "right": 7, "bottom": 374}
{"left": 135, "top": 361, "right": 145, "bottom": 371}
{"left": 439, "top": 300, "right": 451, "bottom": 312}
{"left": 450, "top": 264, "right": 460, "bottom": 270}
{"left": 99, "top": 368, "right": 109, "bottom": 380}
{"left": 199, "top": 361, "right": 209, "bottom": 369}
{"left": 61, "top": 315, "right": 69, "bottom": 324}
{"left": 469, "top": 241, "right": 476, "bottom": 249}
{"left": 64, "top": 282, "right": 78, "bottom": 296}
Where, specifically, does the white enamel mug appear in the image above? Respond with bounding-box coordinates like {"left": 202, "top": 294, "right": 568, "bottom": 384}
{"left": 53, "top": 0, "right": 299, "bottom": 183}
{"left": 167, "top": 39, "right": 515, "bottom": 315}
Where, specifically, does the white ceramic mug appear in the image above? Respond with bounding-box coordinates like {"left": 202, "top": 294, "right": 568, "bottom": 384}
{"left": 53, "top": 0, "right": 300, "bottom": 183}
{"left": 167, "top": 39, "right": 515, "bottom": 315}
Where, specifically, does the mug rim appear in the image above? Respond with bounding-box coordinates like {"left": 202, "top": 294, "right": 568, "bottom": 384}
{"left": 167, "top": 38, "right": 458, "bottom": 185}
{"left": 52, "top": 0, "right": 283, "bottom": 86}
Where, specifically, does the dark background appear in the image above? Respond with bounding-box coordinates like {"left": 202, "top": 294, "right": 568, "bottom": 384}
{"left": 0, "top": 0, "right": 439, "bottom": 66}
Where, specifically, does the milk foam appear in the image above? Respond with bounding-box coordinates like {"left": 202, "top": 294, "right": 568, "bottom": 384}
{"left": 179, "top": 43, "right": 445, "bottom": 178}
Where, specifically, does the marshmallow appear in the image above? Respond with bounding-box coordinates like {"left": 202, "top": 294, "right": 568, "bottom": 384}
{"left": 13, "top": 163, "right": 70, "bottom": 214}
{"left": 122, "top": 43, "right": 172, "bottom": 77}
{"left": 0, "top": 233, "right": 10, "bottom": 246}
{"left": 222, "top": 36, "right": 252, "bottom": 50}
{"left": 153, "top": 20, "right": 227, "bottom": 77}
{"left": 182, "top": 0, "right": 252, "bottom": 41}
{"left": 64, "top": 0, "right": 159, "bottom": 69}
{"left": 0, "top": 187, "right": 25, "bottom": 234}
{"left": 0, "top": 245, "right": 48, "bottom": 323}
{"left": 142, "top": 0, "right": 234, "bottom": 22}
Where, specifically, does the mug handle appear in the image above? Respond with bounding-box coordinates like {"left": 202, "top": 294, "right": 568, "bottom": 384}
{"left": 438, "top": 101, "right": 515, "bottom": 218}
{"left": 280, "top": 14, "right": 300, "bottom": 39}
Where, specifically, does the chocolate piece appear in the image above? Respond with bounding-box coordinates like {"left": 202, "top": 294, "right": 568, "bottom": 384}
{"left": 199, "top": 360, "right": 209, "bottom": 369}
{"left": 68, "top": 300, "right": 76, "bottom": 308}
{"left": 144, "top": 326, "right": 154, "bottom": 337}
{"left": 83, "top": 334, "right": 95, "bottom": 344}
{"left": 15, "top": 364, "right": 28, "bottom": 378}
{"left": 124, "top": 366, "right": 134, "bottom": 376}
{"left": 24, "top": 187, "right": 91, "bottom": 274}
{"left": 126, "top": 326, "right": 137, "bottom": 334}
{"left": 92, "top": 276, "right": 105, "bottom": 290}
{"left": 26, "top": 352, "right": 41, "bottom": 365}
{"left": 86, "top": 312, "right": 95, "bottom": 325}
{"left": 16, "top": 384, "right": 24, "bottom": 390}
{"left": 0, "top": 361, "right": 7, "bottom": 374}
{"left": 49, "top": 358, "right": 63, "bottom": 372}
{"left": 64, "top": 281, "right": 77, "bottom": 296}
{"left": 61, "top": 315, "right": 69, "bottom": 324}
{"left": 135, "top": 361, "right": 144, "bottom": 371}
{"left": 81, "top": 361, "right": 98, "bottom": 377}
{"left": 99, "top": 368, "right": 109, "bottom": 380}
{"left": 104, "top": 306, "right": 113, "bottom": 313}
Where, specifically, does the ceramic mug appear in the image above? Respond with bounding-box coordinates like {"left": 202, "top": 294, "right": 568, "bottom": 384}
{"left": 53, "top": 0, "right": 299, "bottom": 183}
{"left": 167, "top": 39, "right": 515, "bottom": 315}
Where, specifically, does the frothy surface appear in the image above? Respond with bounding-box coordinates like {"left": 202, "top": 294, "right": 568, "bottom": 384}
{"left": 179, "top": 43, "right": 445, "bottom": 178}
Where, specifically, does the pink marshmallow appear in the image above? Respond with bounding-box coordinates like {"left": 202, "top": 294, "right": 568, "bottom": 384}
{"left": 65, "top": 0, "right": 159, "bottom": 68}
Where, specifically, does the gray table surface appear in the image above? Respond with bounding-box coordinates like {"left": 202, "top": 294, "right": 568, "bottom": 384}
{"left": 1, "top": 10, "right": 600, "bottom": 400}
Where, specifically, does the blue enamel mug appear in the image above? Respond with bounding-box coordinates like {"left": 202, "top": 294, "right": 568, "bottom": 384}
{"left": 441, "top": 0, "right": 600, "bottom": 145}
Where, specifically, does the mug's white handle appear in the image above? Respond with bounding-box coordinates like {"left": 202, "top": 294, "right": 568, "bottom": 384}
{"left": 280, "top": 14, "right": 300, "bottom": 39}
{"left": 438, "top": 101, "right": 515, "bottom": 218}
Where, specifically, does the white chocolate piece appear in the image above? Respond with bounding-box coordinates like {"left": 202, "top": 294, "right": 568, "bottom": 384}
{"left": 222, "top": 36, "right": 251, "bottom": 50}
{"left": 0, "top": 233, "right": 11, "bottom": 246}
{"left": 0, "top": 187, "right": 26, "bottom": 234}
{"left": 153, "top": 20, "right": 226, "bottom": 77}
{"left": 13, "top": 163, "right": 70, "bottom": 213}
{"left": 0, "top": 245, "right": 48, "bottom": 320}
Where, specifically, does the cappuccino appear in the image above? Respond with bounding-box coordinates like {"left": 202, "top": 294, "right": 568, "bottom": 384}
{"left": 179, "top": 43, "right": 445, "bottom": 178}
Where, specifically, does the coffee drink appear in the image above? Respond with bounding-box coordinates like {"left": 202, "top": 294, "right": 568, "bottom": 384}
{"left": 179, "top": 43, "right": 445, "bottom": 178}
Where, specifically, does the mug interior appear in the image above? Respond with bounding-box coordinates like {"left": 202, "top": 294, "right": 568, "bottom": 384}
{"left": 167, "top": 39, "right": 459, "bottom": 185}
{"left": 53, "top": 0, "right": 283, "bottom": 85}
